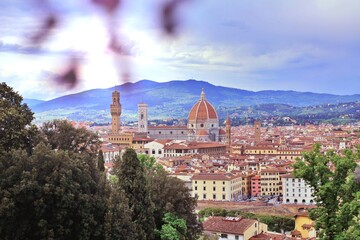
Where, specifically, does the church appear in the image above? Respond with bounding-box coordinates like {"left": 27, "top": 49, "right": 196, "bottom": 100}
{"left": 141, "top": 88, "right": 230, "bottom": 142}
{"left": 108, "top": 88, "right": 231, "bottom": 148}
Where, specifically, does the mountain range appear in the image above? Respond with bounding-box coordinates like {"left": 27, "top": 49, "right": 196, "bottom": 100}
{"left": 24, "top": 79, "right": 360, "bottom": 124}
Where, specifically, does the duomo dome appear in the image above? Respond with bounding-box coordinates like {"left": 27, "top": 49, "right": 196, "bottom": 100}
{"left": 188, "top": 88, "right": 218, "bottom": 122}
{"left": 188, "top": 89, "right": 220, "bottom": 141}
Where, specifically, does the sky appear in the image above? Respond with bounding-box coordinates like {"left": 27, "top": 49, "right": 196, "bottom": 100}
{"left": 1, "top": 0, "right": 360, "bottom": 100}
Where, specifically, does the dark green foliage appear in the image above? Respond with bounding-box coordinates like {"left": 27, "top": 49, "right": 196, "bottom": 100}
{"left": 198, "top": 207, "right": 294, "bottom": 233}
{"left": 104, "top": 188, "right": 135, "bottom": 240}
{"left": 150, "top": 170, "right": 202, "bottom": 240}
{"left": 293, "top": 144, "right": 360, "bottom": 240}
{"left": 0, "top": 143, "right": 107, "bottom": 240}
{"left": 0, "top": 82, "right": 36, "bottom": 153}
{"left": 198, "top": 208, "right": 227, "bottom": 218}
{"left": 159, "top": 213, "right": 187, "bottom": 240}
{"left": 114, "top": 148, "right": 156, "bottom": 240}
{"left": 257, "top": 215, "right": 294, "bottom": 233}
{"left": 40, "top": 120, "right": 101, "bottom": 155}
{"left": 98, "top": 149, "right": 105, "bottom": 172}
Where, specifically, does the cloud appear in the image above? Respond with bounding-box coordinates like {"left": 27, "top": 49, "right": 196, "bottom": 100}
{"left": 0, "top": 41, "right": 79, "bottom": 56}
{"left": 1, "top": 0, "right": 360, "bottom": 97}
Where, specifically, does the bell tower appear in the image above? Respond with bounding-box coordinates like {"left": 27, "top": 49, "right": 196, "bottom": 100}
{"left": 138, "top": 103, "right": 148, "bottom": 133}
{"left": 225, "top": 114, "right": 231, "bottom": 152}
{"left": 110, "top": 90, "right": 122, "bottom": 134}
{"left": 254, "top": 120, "right": 261, "bottom": 144}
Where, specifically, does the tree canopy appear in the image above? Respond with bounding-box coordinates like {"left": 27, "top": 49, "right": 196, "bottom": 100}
{"left": 0, "top": 143, "right": 108, "bottom": 239}
{"left": 150, "top": 170, "right": 202, "bottom": 240}
{"left": 294, "top": 144, "right": 360, "bottom": 240}
{"left": 0, "top": 82, "right": 36, "bottom": 153}
{"left": 40, "top": 120, "right": 101, "bottom": 155}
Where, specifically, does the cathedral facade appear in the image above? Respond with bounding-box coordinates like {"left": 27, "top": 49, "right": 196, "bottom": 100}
{"left": 146, "top": 89, "right": 228, "bottom": 142}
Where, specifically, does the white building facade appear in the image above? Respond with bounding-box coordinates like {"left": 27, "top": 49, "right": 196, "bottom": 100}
{"left": 282, "top": 174, "right": 316, "bottom": 205}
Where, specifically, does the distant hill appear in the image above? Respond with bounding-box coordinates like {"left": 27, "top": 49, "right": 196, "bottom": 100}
{"left": 31, "top": 79, "right": 360, "bottom": 123}
{"left": 23, "top": 98, "right": 45, "bottom": 109}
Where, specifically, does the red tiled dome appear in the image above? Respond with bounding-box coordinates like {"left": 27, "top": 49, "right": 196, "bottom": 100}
{"left": 188, "top": 89, "right": 218, "bottom": 122}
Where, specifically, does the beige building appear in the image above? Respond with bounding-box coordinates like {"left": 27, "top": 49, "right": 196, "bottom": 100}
{"left": 292, "top": 210, "right": 316, "bottom": 239}
{"left": 191, "top": 173, "right": 243, "bottom": 201}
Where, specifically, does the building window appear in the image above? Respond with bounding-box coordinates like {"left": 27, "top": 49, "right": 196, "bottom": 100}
{"left": 158, "top": 150, "right": 162, "bottom": 154}
{"left": 204, "top": 181, "right": 206, "bottom": 184}
{"left": 222, "top": 194, "right": 226, "bottom": 200}
{"left": 170, "top": 131, "right": 173, "bottom": 134}
{"left": 159, "top": 131, "right": 161, "bottom": 134}
{"left": 213, "top": 187, "right": 216, "bottom": 191}
{"left": 203, "top": 187, "right": 206, "bottom": 191}
{"left": 222, "top": 187, "right": 225, "bottom": 191}
{"left": 194, "top": 186, "right": 197, "bottom": 190}
{"left": 203, "top": 194, "right": 206, "bottom": 199}
{"left": 220, "top": 234, "right": 228, "bottom": 239}
{"left": 213, "top": 194, "right": 216, "bottom": 200}
{"left": 223, "top": 181, "right": 225, "bottom": 185}
{"left": 200, "top": 124, "right": 204, "bottom": 128}
{"left": 235, "top": 236, "right": 239, "bottom": 240}
{"left": 213, "top": 181, "right": 216, "bottom": 184}
{"left": 152, "top": 150, "right": 155, "bottom": 154}
{"left": 195, "top": 181, "right": 197, "bottom": 184}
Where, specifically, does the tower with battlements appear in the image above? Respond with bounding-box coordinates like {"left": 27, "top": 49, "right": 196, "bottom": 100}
{"left": 110, "top": 90, "right": 122, "bottom": 134}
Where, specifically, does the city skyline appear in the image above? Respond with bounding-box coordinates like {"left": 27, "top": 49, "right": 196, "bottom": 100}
{"left": 1, "top": 0, "right": 360, "bottom": 100}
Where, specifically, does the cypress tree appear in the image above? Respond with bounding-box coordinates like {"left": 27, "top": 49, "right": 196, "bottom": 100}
{"left": 98, "top": 149, "right": 105, "bottom": 172}
{"left": 114, "top": 148, "right": 156, "bottom": 239}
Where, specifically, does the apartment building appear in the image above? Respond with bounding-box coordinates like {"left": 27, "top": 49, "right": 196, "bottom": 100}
{"left": 282, "top": 174, "right": 316, "bottom": 205}
{"left": 260, "top": 168, "right": 281, "bottom": 196}
{"left": 191, "top": 173, "right": 243, "bottom": 201}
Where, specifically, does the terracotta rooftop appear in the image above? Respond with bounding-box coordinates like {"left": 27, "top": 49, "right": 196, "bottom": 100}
{"left": 250, "top": 232, "right": 296, "bottom": 240}
{"left": 191, "top": 173, "right": 240, "bottom": 181}
{"left": 197, "top": 129, "right": 209, "bottom": 136}
{"left": 202, "top": 216, "right": 256, "bottom": 235}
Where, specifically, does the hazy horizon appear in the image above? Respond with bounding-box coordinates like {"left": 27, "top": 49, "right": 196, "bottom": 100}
{"left": 20, "top": 79, "right": 360, "bottom": 102}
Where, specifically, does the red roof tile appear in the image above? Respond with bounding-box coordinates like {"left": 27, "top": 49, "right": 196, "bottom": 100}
{"left": 203, "top": 216, "right": 256, "bottom": 235}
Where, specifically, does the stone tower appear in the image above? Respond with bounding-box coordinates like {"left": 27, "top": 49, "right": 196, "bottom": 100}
{"left": 225, "top": 114, "right": 231, "bottom": 151}
{"left": 110, "top": 90, "right": 122, "bottom": 134}
{"left": 254, "top": 120, "right": 261, "bottom": 143}
{"left": 138, "top": 103, "right": 148, "bottom": 133}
